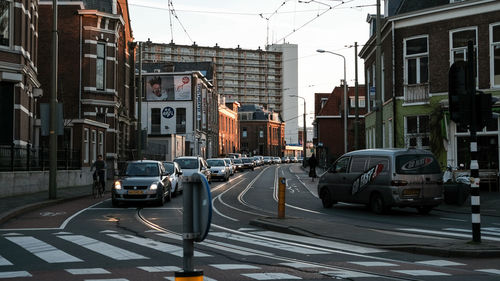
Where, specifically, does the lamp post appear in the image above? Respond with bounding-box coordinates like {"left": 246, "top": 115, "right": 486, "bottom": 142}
{"left": 316, "top": 49, "right": 348, "bottom": 153}
{"left": 291, "top": 95, "right": 306, "bottom": 165}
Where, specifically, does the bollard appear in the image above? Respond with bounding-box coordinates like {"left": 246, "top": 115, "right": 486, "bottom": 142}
{"left": 278, "top": 177, "right": 286, "bottom": 218}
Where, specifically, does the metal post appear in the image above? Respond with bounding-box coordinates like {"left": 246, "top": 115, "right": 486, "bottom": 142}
{"left": 182, "top": 179, "right": 194, "bottom": 271}
{"left": 354, "top": 42, "right": 359, "bottom": 151}
{"left": 375, "top": 0, "right": 383, "bottom": 148}
{"left": 467, "top": 41, "right": 481, "bottom": 243}
{"left": 278, "top": 177, "right": 286, "bottom": 218}
{"left": 137, "top": 42, "right": 143, "bottom": 160}
{"left": 49, "top": 0, "right": 58, "bottom": 199}
{"left": 342, "top": 58, "right": 348, "bottom": 153}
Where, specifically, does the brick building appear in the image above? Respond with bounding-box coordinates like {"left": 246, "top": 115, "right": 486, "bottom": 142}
{"left": 38, "top": 0, "right": 135, "bottom": 172}
{"left": 0, "top": 0, "right": 40, "bottom": 148}
{"left": 314, "top": 84, "right": 366, "bottom": 166}
{"left": 219, "top": 101, "right": 240, "bottom": 156}
{"left": 239, "top": 104, "right": 285, "bottom": 156}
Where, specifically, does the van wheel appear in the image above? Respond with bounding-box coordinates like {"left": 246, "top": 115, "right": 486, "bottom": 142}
{"left": 417, "top": 206, "right": 433, "bottom": 215}
{"left": 370, "top": 193, "right": 386, "bottom": 214}
{"left": 320, "top": 188, "right": 336, "bottom": 208}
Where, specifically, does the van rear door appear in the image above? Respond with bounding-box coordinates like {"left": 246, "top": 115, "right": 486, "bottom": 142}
{"left": 395, "top": 154, "right": 442, "bottom": 199}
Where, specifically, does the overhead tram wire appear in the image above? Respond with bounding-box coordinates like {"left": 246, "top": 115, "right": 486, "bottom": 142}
{"left": 166, "top": 0, "right": 194, "bottom": 44}
{"left": 167, "top": 0, "right": 174, "bottom": 42}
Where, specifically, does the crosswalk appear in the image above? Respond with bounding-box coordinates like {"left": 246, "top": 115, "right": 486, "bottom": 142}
{"left": 1, "top": 229, "right": 500, "bottom": 280}
{"left": 397, "top": 226, "right": 500, "bottom": 242}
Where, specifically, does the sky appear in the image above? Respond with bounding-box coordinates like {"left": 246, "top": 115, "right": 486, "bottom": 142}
{"left": 128, "top": 0, "right": 379, "bottom": 125}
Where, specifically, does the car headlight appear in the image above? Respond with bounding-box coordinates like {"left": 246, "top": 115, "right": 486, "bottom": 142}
{"left": 150, "top": 183, "right": 158, "bottom": 190}
{"left": 114, "top": 181, "right": 122, "bottom": 190}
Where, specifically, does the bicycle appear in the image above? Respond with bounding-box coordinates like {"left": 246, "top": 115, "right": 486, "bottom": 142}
{"left": 92, "top": 172, "right": 105, "bottom": 198}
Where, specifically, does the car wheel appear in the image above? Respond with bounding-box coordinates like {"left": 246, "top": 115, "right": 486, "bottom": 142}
{"left": 416, "top": 206, "right": 433, "bottom": 215}
{"left": 166, "top": 187, "right": 172, "bottom": 202}
{"left": 320, "top": 188, "right": 335, "bottom": 208}
{"left": 369, "top": 193, "right": 386, "bottom": 214}
{"left": 172, "top": 184, "right": 178, "bottom": 197}
{"left": 157, "top": 187, "right": 165, "bottom": 206}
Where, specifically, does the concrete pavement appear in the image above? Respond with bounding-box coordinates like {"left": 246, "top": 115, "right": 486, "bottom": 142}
{"left": 1, "top": 165, "right": 500, "bottom": 257}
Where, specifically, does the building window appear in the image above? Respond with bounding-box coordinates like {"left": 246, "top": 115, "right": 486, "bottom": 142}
{"left": 91, "top": 130, "right": 97, "bottom": 162}
{"left": 98, "top": 131, "right": 104, "bottom": 156}
{"left": 176, "top": 108, "right": 186, "bottom": 133}
{"left": 404, "top": 36, "right": 428, "bottom": 85}
{"left": 0, "top": 1, "right": 10, "bottom": 47}
{"left": 259, "top": 130, "right": 264, "bottom": 138}
{"left": 151, "top": 108, "right": 161, "bottom": 134}
{"left": 96, "top": 42, "right": 106, "bottom": 90}
{"left": 405, "top": 115, "right": 430, "bottom": 149}
{"left": 450, "top": 28, "right": 477, "bottom": 84}
{"left": 350, "top": 96, "right": 366, "bottom": 108}
{"left": 242, "top": 128, "right": 247, "bottom": 138}
{"left": 84, "top": 128, "right": 89, "bottom": 163}
{"left": 490, "top": 23, "right": 500, "bottom": 87}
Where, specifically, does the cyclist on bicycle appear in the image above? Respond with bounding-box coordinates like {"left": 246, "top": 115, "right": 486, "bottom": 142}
{"left": 91, "top": 155, "right": 107, "bottom": 192}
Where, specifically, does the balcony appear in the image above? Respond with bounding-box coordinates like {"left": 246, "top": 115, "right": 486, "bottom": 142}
{"left": 404, "top": 83, "right": 429, "bottom": 103}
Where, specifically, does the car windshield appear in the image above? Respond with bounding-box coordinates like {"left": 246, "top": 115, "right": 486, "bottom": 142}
{"left": 207, "top": 159, "right": 225, "bottom": 166}
{"left": 396, "top": 155, "right": 441, "bottom": 174}
{"left": 163, "top": 162, "right": 174, "bottom": 174}
{"left": 242, "top": 158, "right": 252, "bottom": 163}
{"left": 124, "top": 163, "right": 159, "bottom": 177}
{"left": 175, "top": 158, "right": 198, "bottom": 169}
{"left": 233, "top": 159, "right": 242, "bottom": 164}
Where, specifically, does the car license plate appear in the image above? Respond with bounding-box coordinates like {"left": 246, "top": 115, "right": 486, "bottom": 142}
{"left": 128, "top": 190, "right": 143, "bottom": 195}
{"left": 402, "top": 188, "right": 420, "bottom": 196}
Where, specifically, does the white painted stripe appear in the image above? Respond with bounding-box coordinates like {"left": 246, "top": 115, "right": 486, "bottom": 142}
{"left": 210, "top": 264, "right": 260, "bottom": 270}
{"left": 100, "top": 230, "right": 118, "bottom": 233}
{"left": 210, "top": 232, "right": 328, "bottom": 254}
{"left": 471, "top": 196, "right": 480, "bottom": 205}
{"left": 58, "top": 235, "right": 148, "bottom": 260}
{"left": 484, "top": 227, "right": 500, "bottom": 232}
{"left": 0, "top": 271, "right": 32, "bottom": 278}
{"left": 137, "top": 266, "right": 180, "bottom": 272}
{"left": 416, "top": 260, "right": 465, "bottom": 266}
{"left": 476, "top": 269, "right": 500, "bottom": 275}
{"left": 65, "top": 268, "right": 110, "bottom": 275}
{"left": 444, "top": 228, "right": 500, "bottom": 237}
{"left": 242, "top": 273, "right": 301, "bottom": 280}
{"left": 253, "top": 231, "right": 385, "bottom": 254}
{"left": 238, "top": 228, "right": 258, "bottom": 232}
{"left": 349, "top": 261, "right": 398, "bottom": 267}
{"left": 321, "top": 270, "right": 377, "bottom": 278}
{"left": 2, "top": 233, "right": 24, "bottom": 236}
{"left": 392, "top": 270, "right": 450, "bottom": 276}
{"left": 6, "top": 236, "right": 83, "bottom": 263}
{"left": 472, "top": 214, "right": 481, "bottom": 223}
{"left": 280, "top": 262, "right": 324, "bottom": 269}
{"left": 398, "top": 228, "right": 500, "bottom": 241}
{"left": 439, "top": 217, "right": 466, "bottom": 222}
{"left": 0, "top": 255, "right": 12, "bottom": 266}
{"left": 108, "top": 233, "right": 210, "bottom": 257}
{"left": 156, "top": 233, "right": 273, "bottom": 256}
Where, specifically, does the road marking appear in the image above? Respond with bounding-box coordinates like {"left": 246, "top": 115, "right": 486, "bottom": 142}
{"left": 416, "top": 260, "right": 465, "bottom": 266}
{"left": 0, "top": 271, "right": 32, "bottom": 278}
{"left": 443, "top": 228, "right": 500, "bottom": 237}
{"left": 439, "top": 217, "right": 466, "bottom": 222}
{"left": 137, "top": 266, "right": 181, "bottom": 272}
{"left": 476, "top": 269, "right": 500, "bottom": 275}
{"left": 6, "top": 236, "right": 83, "bottom": 263}
{"left": 397, "top": 228, "right": 500, "bottom": 241}
{"left": 0, "top": 255, "right": 12, "bottom": 266}
{"left": 58, "top": 235, "right": 148, "bottom": 260}
{"left": 108, "top": 233, "right": 210, "bottom": 257}
{"left": 253, "top": 231, "right": 386, "bottom": 254}
{"left": 2, "top": 233, "right": 23, "bottom": 236}
{"left": 321, "top": 270, "right": 377, "bottom": 278}
{"left": 65, "top": 268, "right": 110, "bottom": 275}
{"left": 82, "top": 279, "right": 129, "bottom": 281}
{"left": 484, "top": 227, "right": 500, "bottom": 232}
{"left": 242, "top": 273, "right": 301, "bottom": 280}
{"left": 210, "top": 264, "right": 260, "bottom": 270}
{"left": 348, "top": 261, "right": 398, "bottom": 267}
{"left": 280, "top": 262, "right": 325, "bottom": 269}
{"left": 210, "top": 232, "right": 328, "bottom": 254}
{"left": 100, "top": 230, "right": 118, "bottom": 234}
{"left": 392, "top": 270, "right": 450, "bottom": 276}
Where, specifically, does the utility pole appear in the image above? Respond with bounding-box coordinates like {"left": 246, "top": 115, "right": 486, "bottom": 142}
{"left": 375, "top": 0, "right": 383, "bottom": 148}
{"left": 354, "top": 42, "right": 359, "bottom": 150}
{"left": 49, "top": 0, "right": 58, "bottom": 199}
{"left": 137, "top": 42, "right": 143, "bottom": 160}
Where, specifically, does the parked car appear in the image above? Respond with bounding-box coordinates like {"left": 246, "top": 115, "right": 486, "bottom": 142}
{"left": 224, "top": 157, "right": 236, "bottom": 175}
{"left": 162, "top": 161, "right": 183, "bottom": 196}
{"left": 263, "top": 156, "right": 273, "bottom": 165}
{"left": 281, "top": 156, "right": 290, "bottom": 163}
{"left": 207, "top": 158, "right": 231, "bottom": 181}
{"left": 272, "top": 157, "right": 282, "bottom": 164}
{"left": 290, "top": 156, "right": 298, "bottom": 163}
{"left": 227, "top": 153, "right": 242, "bottom": 159}
{"left": 174, "top": 156, "right": 212, "bottom": 183}
{"left": 241, "top": 157, "right": 255, "bottom": 170}
{"left": 233, "top": 158, "right": 244, "bottom": 171}
{"left": 317, "top": 149, "right": 443, "bottom": 214}
{"left": 112, "top": 160, "right": 172, "bottom": 207}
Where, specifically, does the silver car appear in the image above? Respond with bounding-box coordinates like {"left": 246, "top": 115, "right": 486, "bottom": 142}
{"left": 163, "top": 161, "right": 183, "bottom": 196}
{"left": 207, "top": 158, "right": 230, "bottom": 181}
{"left": 112, "top": 160, "right": 172, "bottom": 207}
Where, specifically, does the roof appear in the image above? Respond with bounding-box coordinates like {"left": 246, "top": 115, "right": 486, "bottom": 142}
{"left": 142, "top": 62, "right": 215, "bottom": 81}
{"left": 395, "top": 0, "right": 450, "bottom": 15}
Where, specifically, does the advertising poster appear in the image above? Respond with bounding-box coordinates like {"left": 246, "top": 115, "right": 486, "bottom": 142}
{"left": 145, "top": 75, "right": 192, "bottom": 101}
{"left": 174, "top": 76, "right": 192, "bottom": 100}
{"left": 202, "top": 87, "right": 207, "bottom": 130}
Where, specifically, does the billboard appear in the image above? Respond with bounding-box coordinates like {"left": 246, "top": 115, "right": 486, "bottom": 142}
{"left": 145, "top": 75, "right": 192, "bottom": 101}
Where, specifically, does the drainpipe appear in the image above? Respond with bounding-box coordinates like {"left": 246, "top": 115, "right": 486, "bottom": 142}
{"left": 392, "top": 21, "right": 396, "bottom": 147}
{"left": 79, "top": 14, "right": 82, "bottom": 119}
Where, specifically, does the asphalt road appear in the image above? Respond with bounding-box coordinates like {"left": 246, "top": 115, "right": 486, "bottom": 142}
{"left": 0, "top": 163, "right": 499, "bottom": 280}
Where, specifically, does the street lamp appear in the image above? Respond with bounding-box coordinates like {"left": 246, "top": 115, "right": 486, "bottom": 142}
{"left": 316, "top": 49, "right": 348, "bottom": 153}
{"left": 291, "top": 95, "right": 306, "bottom": 165}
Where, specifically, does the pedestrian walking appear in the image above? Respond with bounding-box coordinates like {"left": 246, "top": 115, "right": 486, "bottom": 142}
{"left": 308, "top": 153, "right": 317, "bottom": 181}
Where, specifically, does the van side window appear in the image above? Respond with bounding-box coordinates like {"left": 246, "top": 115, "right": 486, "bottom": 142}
{"left": 350, "top": 156, "right": 368, "bottom": 173}
{"left": 368, "top": 157, "right": 389, "bottom": 172}
{"left": 334, "top": 157, "right": 350, "bottom": 173}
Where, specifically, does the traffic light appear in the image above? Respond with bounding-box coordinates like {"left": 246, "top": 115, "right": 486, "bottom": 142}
{"left": 448, "top": 61, "right": 472, "bottom": 126}
{"left": 476, "top": 92, "right": 499, "bottom": 130}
